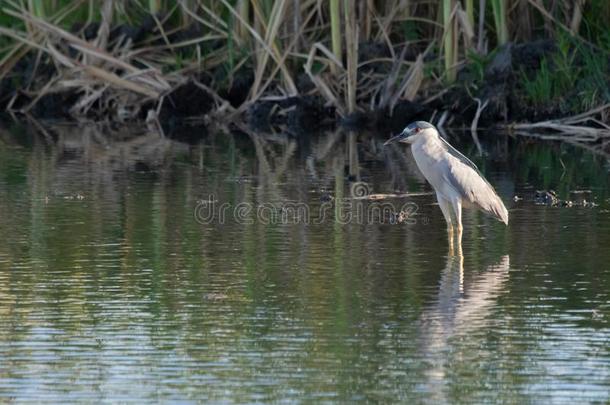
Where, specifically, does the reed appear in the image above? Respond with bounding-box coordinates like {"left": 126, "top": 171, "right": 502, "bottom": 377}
{"left": 329, "top": 0, "right": 342, "bottom": 75}
{"left": 149, "top": 0, "right": 162, "bottom": 14}
{"left": 490, "top": 0, "right": 508, "bottom": 46}
{"left": 0, "top": 0, "right": 608, "bottom": 120}
{"left": 442, "top": 0, "right": 458, "bottom": 82}
{"left": 343, "top": 0, "right": 358, "bottom": 113}
{"left": 465, "top": 0, "right": 474, "bottom": 28}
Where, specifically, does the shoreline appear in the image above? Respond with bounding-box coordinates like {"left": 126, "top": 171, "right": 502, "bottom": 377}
{"left": 1, "top": 4, "right": 608, "bottom": 143}
{"left": 1, "top": 38, "right": 607, "bottom": 138}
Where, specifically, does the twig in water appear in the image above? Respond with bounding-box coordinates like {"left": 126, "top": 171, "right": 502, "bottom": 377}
{"left": 471, "top": 97, "right": 489, "bottom": 156}
{"left": 436, "top": 110, "right": 450, "bottom": 129}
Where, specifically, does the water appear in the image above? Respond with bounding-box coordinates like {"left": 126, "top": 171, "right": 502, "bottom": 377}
{"left": 0, "top": 121, "right": 609, "bottom": 403}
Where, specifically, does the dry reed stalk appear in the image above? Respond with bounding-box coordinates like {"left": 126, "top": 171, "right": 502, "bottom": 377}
{"left": 83, "top": 65, "right": 160, "bottom": 98}
{"left": 465, "top": 0, "right": 474, "bottom": 27}
{"left": 1, "top": 0, "right": 608, "bottom": 126}
{"left": 221, "top": 0, "right": 297, "bottom": 99}
{"left": 178, "top": 2, "right": 227, "bottom": 36}
{"left": 329, "top": 0, "right": 342, "bottom": 76}
{"left": 3, "top": 7, "right": 141, "bottom": 74}
{"left": 442, "top": 0, "right": 458, "bottom": 82}
{"left": 0, "top": 0, "right": 84, "bottom": 80}
{"left": 353, "top": 191, "right": 434, "bottom": 200}
{"left": 456, "top": 3, "right": 475, "bottom": 49}
{"left": 525, "top": 0, "right": 593, "bottom": 46}
{"left": 343, "top": 0, "right": 358, "bottom": 113}
{"left": 477, "top": 0, "right": 487, "bottom": 52}
{"left": 490, "top": 0, "right": 508, "bottom": 45}
{"left": 360, "top": 0, "right": 372, "bottom": 40}
{"left": 250, "top": 2, "right": 318, "bottom": 102}
{"left": 569, "top": 0, "right": 585, "bottom": 34}
{"left": 389, "top": 52, "right": 425, "bottom": 112}
{"left": 0, "top": 1, "right": 180, "bottom": 119}
{"left": 91, "top": 0, "right": 112, "bottom": 53}
{"left": 509, "top": 104, "right": 610, "bottom": 141}
{"left": 369, "top": 6, "right": 396, "bottom": 60}
{"left": 378, "top": 43, "right": 414, "bottom": 111}
{"left": 252, "top": 0, "right": 291, "bottom": 97}
{"left": 235, "top": 0, "right": 250, "bottom": 44}
{"left": 470, "top": 97, "right": 489, "bottom": 155}
{"left": 304, "top": 42, "right": 345, "bottom": 114}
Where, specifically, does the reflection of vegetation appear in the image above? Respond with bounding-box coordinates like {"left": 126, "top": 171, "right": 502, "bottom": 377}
{"left": 513, "top": 141, "right": 608, "bottom": 199}
{"left": 0, "top": 123, "right": 609, "bottom": 401}
{"left": 450, "top": 134, "right": 609, "bottom": 202}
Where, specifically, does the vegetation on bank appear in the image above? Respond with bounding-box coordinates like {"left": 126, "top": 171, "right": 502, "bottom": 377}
{"left": 0, "top": 0, "right": 609, "bottom": 130}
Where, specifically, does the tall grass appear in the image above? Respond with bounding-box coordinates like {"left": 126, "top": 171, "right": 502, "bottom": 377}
{"left": 465, "top": 0, "right": 474, "bottom": 28}
{"left": 442, "top": 0, "right": 458, "bottom": 82}
{"left": 521, "top": 31, "right": 610, "bottom": 111}
{"left": 490, "top": 0, "right": 508, "bottom": 46}
{"left": 0, "top": 0, "right": 608, "bottom": 118}
{"left": 329, "top": 0, "right": 342, "bottom": 75}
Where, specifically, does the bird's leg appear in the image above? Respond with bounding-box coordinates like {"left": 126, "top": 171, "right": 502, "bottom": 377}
{"left": 437, "top": 195, "right": 454, "bottom": 233}
{"left": 437, "top": 194, "right": 455, "bottom": 254}
{"left": 451, "top": 198, "right": 463, "bottom": 252}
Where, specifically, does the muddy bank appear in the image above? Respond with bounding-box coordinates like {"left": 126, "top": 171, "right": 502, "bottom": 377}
{"left": 0, "top": 35, "right": 604, "bottom": 139}
{"left": 235, "top": 39, "right": 591, "bottom": 133}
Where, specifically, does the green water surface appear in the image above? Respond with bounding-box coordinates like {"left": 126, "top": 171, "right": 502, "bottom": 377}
{"left": 0, "top": 122, "right": 608, "bottom": 403}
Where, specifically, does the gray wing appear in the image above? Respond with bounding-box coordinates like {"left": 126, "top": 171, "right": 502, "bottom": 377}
{"left": 442, "top": 155, "right": 509, "bottom": 225}
{"left": 438, "top": 136, "right": 482, "bottom": 175}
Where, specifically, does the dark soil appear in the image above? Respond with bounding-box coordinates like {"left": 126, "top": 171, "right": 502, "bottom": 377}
{"left": 219, "top": 68, "right": 254, "bottom": 107}
{"left": 247, "top": 96, "right": 335, "bottom": 133}
{"left": 159, "top": 80, "right": 215, "bottom": 121}
{"left": 1, "top": 36, "right": 593, "bottom": 136}
{"left": 31, "top": 92, "right": 80, "bottom": 119}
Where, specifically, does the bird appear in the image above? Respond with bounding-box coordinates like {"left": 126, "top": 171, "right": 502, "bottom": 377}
{"left": 384, "top": 121, "right": 508, "bottom": 251}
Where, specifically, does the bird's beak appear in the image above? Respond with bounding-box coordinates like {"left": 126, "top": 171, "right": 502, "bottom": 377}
{"left": 383, "top": 130, "right": 409, "bottom": 146}
{"left": 383, "top": 133, "right": 402, "bottom": 146}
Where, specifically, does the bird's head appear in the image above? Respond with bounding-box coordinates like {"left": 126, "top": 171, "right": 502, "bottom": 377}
{"left": 383, "top": 121, "right": 436, "bottom": 145}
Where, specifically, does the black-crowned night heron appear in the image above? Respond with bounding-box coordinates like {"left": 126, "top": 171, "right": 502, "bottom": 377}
{"left": 384, "top": 121, "right": 508, "bottom": 249}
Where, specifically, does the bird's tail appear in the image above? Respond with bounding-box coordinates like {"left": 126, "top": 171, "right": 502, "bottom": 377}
{"left": 492, "top": 196, "right": 509, "bottom": 225}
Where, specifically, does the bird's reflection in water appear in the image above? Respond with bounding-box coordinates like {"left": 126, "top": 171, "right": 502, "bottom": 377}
{"left": 418, "top": 253, "right": 511, "bottom": 400}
